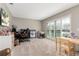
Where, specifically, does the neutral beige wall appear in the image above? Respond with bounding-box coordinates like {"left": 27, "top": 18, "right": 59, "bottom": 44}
{"left": 11, "top": 17, "right": 41, "bottom": 31}
{"left": 71, "top": 5, "right": 79, "bottom": 35}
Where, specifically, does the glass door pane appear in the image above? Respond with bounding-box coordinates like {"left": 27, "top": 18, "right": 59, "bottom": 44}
{"left": 61, "top": 16, "right": 71, "bottom": 37}
{"left": 46, "top": 15, "right": 71, "bottom": 39}
{"left": 51, "top": 22, "right": 55, "bottom": 38}
{"left": 55, "top": 20, "right": 61, "bottom": 37}
{"left": 47, "top": 22, "right": 55, "bottom": 39}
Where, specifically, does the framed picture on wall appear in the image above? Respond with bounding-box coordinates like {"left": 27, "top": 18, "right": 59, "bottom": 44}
{"left": 0, "top": 8, "right": 9, "bottom": 26}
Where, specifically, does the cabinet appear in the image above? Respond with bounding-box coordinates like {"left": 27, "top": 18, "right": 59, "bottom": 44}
{"left": 0, "top": 35, "right": 13, "bottom": 51}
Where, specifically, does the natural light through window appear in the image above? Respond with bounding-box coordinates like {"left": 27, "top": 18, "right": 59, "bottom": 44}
{"left": 47, "top": 15, "right": 71, "bottom": 39}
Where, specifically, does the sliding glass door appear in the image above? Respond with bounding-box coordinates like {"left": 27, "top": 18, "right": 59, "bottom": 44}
{"left": 47, "top": 22, "right": 55, "bottom": 39}
{"left": 47, "top": 15, "right": 71, "bottom": 39}
{"left": 55, "top": 20, "right": 61, "bottom": 37}
{"left": 61, "top": 16, "right": 71, "bottom": 37}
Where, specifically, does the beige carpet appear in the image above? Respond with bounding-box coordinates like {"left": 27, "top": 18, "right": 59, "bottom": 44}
{"left": 11, "top": 38, "right": 57, "bottom": 56}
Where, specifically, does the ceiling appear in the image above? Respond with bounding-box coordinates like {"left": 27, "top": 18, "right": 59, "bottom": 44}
{"left": 6, "top": 3, "right": 78, "bottom": 20}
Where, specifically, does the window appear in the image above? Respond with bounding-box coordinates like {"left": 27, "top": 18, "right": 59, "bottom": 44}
{"left": 61, "top": 16, "right": 71, "bottom": 37}
{"left": 47, "top": 15, "right": 71, "bottom": 39}
{"left": 55, "top": 20, "right": 61, "bottom": 37}
{"left": 47, "top": 22, "right": 55, "bottom": 39}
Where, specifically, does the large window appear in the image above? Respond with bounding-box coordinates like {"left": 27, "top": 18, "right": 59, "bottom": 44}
{"left": 55, "top": 20, "right": 61, "bottom": 37}
{"left": 47, "top": 22, "right": 55, "bottom": 39}
{"left": 47, "top": 15, "right": 71, "bottom": 39}
{"left": 61, "top": 16, "right": 71, "bottom": 37}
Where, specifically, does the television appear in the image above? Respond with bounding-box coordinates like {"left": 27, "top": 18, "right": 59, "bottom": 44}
{"left": 0, "top": 8, "right": 9, "bottom": 26}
